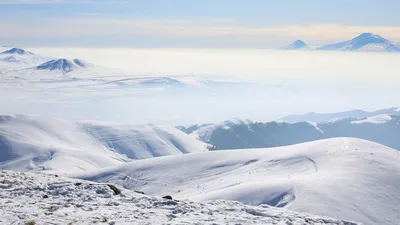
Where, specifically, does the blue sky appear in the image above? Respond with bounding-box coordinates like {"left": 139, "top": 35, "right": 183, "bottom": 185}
{"left": 1, "top": 0, "right": 400, "bottom": 47}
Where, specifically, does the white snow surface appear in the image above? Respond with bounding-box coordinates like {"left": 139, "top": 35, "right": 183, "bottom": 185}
{"left": 77, "top": 138, "right": 400, "bottom": 225}
{"left": 188, "top": 118, "right": 252, "bottom": 142}
{"left": 0, "top": 115, "right": 208, "bottom": 173}
{"left": 0, "top": 170, "right": 359, "bottom": 225}
{"left": 351, "top": 114, "right": 393, "bottom": 124}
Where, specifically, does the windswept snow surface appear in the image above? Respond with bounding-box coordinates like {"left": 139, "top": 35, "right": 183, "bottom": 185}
{"left": 78, "top": 138, "right": 400, "bottom": 225}
{"left": 0, "top": 115, "right": 208, "bottom": 173}
{"left": 351, "top": 114, "right": 393, "bottom": 124}
{"left": 0, "top": 170, "right": 359, "bottom": 225}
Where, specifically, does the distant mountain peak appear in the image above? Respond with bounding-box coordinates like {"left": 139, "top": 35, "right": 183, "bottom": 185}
{"left": 1, "top": 48, "right": 33, "bottom": 55}
{"left": 281, "top": 40, "right": 309, "bottom": 50}
{"left": 36, "top": 58, "right": 92, "bottom": 73}
{"left": 318, "top": 33, "right": 400, "bottom": 52}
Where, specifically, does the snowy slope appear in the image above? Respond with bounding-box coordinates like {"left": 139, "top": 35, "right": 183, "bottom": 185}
{"left": 318, "top": 33, "right": 400, "bottom": 52}
{"left": 78, "top": 138, "right": 400, "bottom": 225}
{"left": 80, "top": 122, "right": 209, "bottom": 159}
{"left": 0, "top": 115, "right": 208, "bottom": 173}
{"left": 0, "top": 170, "right": 359, "bottom": 225}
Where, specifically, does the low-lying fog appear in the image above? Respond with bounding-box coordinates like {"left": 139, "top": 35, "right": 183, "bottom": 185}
{"left": 2, "top": 48, "right": 400, "bottom": 125}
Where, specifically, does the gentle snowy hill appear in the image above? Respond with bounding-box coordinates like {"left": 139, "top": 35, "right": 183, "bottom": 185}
{"left": 318, "top": 33, "right": 400, "bottom": 52}
{"left": 0, "top": 115, "right": 208, "bottom": 173}
{"left": 0, "top": 170, "right": 358, "bottom": 225}
{"left": 179, "top": 114, "right": 400, "bottom": 150}
{"left": 36, "top": 58, "right": 93, "bottom": 74}
{"left": 281, "top": 40, "right": 310, "bottom": 50}
{"left": 280, "top": 107, "right": 400, "bottom": 123}
{"left": 77, "top": 138, "right": 400, "bottom": 225}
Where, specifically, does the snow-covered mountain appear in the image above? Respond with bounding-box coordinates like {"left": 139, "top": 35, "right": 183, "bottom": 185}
{"left": 280, "top": 106, "right": 400, "bottom": 123}
{"left": 0, "top": 170, "right": 358, "bottom": 225}
{"left": 36, "top": 58, "right": 93, "bottom": 74}
{"left": 1, "top": 48, "right": 34, "bottom": 55}
{"left": 0, "top": 115, "right": 208, "bottom": 173}
{"left": 281, "top": 40, "right": 310, "bottom": 50}
{"left": 178, "top": 113, "right": 400, "bottom": 150}
{"left": 77, "top": 138, "right": 400, "bottom": 225}
{"left": 318, "top": 33, "right": 400, "bottom": 52}
{"left": 0, "top": 47, "right": 46, "bottom": 65}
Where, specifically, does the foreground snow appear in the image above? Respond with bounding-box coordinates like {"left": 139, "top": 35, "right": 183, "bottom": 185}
{"left": 78, "top": 138, "right": 400, "bottom": 225}
{"left": 0, "top": 170, "right": 358, "bottom": 225}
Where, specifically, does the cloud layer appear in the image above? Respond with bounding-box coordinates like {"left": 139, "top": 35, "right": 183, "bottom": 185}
{"left": 2, "top": 17, "right": 400, "bottom": 47}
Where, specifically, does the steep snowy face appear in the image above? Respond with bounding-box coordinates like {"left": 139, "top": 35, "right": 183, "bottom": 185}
{"left": 281, "top": 40, "right": 309, "bottom": 50}
{"left": 0, "top": 115, "right": 129, "bottom": 173}
{"left": 78, "top": 138, "right": 400, "bottom": 225}
{"left": 0, "top": 170, "right": 359, "bottom": 225}
{"left": 36, "top": 58, "right": 92, "bottom": 73}
{"left": 318, "top": 33, "right": 400, "bottom": 51}
{"left": 1, "top": 48, "right": 33, "bottom": 55}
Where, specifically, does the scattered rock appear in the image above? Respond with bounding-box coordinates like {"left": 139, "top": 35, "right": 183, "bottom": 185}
{"left": 134, "top": 190, "right": 145, "bottom": 195}
{"left": 74, "top": 182, "right": 82, "bottom": 186}
{"left": 107, "top": 184, "right": 121, "bottom": 195}
{"left": 162, "top": 195, "right": 173, "bottom": 200}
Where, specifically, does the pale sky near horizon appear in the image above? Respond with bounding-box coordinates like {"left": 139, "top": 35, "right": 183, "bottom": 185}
{"left": 1, "top": 0, "right": 400, "bottom": 48}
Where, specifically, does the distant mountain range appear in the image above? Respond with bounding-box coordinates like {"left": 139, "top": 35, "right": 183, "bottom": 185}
{"left": 280, "top": 107, "right": 400, "bottom": 123}
{"left": 282, "top": 33, "right": 400, "bottom": 52}
{"left": 178, "top": 107, "right": 400, "bottom": 150}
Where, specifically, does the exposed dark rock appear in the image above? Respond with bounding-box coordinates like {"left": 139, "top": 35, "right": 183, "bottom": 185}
{"left": 134, "top": 190, "right": 145, "bottom": 195}
{"left": 107, "top": 184, "right": 121, "bottom": 195}
{"left": 162, "top": 195, "right": 173, "bottom": 200}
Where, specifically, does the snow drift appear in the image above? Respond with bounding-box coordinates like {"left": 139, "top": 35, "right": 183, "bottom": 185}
{"left": 78, "top": 138, "right": 400, "bottom": 225}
